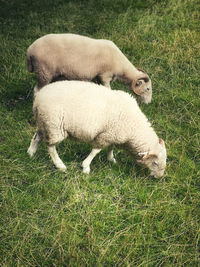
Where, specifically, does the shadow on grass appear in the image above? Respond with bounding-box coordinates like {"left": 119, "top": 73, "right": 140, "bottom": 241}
{"left": 56, "top": 141, "right": 151, "bottom": 179}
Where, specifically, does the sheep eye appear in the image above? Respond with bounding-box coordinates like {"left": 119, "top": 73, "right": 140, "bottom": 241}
{"left": 146, "top": 88, "right": 150, "bottom": 91}
{"left": 153, "top": 161, "right": 159, "bottom": 167}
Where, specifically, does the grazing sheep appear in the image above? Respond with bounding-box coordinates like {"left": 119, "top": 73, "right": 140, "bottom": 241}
{"left": 27, "top": 33, "right": 152, "bottom": 104}
{"left": 27, "top": 81, "right": 166, "bottom": 178}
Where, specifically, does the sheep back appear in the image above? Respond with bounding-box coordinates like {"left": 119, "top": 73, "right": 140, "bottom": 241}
{"left": 27, "top": 34, "right": 122, "bottom": 82}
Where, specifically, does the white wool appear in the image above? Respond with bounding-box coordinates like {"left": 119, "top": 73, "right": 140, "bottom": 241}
{"left": 28, "top": 81, "right": 166, "bottom": 177}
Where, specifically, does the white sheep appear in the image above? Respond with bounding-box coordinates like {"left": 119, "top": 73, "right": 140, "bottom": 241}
{"left": 27, "top": 33, "right": 152, "bottom": 104}
{"left": 27, "top": 81, "right": 166, "bottom": 178}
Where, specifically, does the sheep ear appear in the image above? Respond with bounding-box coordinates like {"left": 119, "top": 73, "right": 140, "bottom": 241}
{"left": 159, "top": 138, "right": 165, "bottom": 147}
{"left": 138, "top": 151, "right": 148, "bottom": 160}
{"left": 137, "top": 152, "right": 148, "bottom": 163}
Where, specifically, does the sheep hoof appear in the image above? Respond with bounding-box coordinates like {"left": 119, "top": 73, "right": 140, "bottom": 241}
{"left": 108, "top": 157, "right": 117, "bottom": 164}
{"left": 57, "top": 164, "right": 67, "bottom": 172}
{"left": 83, "top": 166, "right": 90, "bottom": 174}
{"left": 111, "top": 158, "right": 117, "bottom": 164}
{"left": 27, "top": 147, "right": 35, "bottom": 157}
{"left": 59, "top": 167, "right": 67, "bottom": 172}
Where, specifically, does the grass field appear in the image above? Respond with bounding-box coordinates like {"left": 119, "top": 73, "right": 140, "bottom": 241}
{"left": 0, "top": 0, "right": 199, "bottom": 265}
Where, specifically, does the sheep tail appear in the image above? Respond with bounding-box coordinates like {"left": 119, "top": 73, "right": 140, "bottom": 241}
{"left": 27, "top": 54, "right": 35, "bottom": 72}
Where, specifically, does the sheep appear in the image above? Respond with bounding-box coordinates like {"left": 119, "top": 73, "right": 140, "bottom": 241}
{"left": 27, "top": 33, "right": 152, "bottom": 104}
{"left": 27, "top": 80, "right": 166, "bottom": 178}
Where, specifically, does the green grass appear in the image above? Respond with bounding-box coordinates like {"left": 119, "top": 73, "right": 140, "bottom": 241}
{"left": 0, "top": 0, "right": 199, "bottom": 265}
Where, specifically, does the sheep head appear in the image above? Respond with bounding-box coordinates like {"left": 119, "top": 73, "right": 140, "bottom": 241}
{"left": 131, "top": 69, "right": 152, "bottom": 104}
{"left": 137, "top": 138, "right": 166, "bottom": 178}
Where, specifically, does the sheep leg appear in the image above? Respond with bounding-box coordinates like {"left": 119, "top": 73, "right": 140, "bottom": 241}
{"left": 27, "top": 130, "right": 43, "bottom": 157}
{"left": 34, "top": 67, "right": 53, "bottom": 94}
{"left": 103, "top": 81, "right": 111, "bottom": 88}
{"left": 48, "top": 145, "right": 66, "bottom": 171}
{"left": 82, "top": 148, "right": 101, "bottom": 174}
{"left": 107, "top": 146, "right": 117, "bottom": 164}
{"left": 99, "top": 73, "right": 112, "bottom": 88}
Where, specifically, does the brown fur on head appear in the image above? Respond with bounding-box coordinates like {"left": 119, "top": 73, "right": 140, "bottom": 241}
{"left": 131, "top": 68, "right": 152, "bottom": 104}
